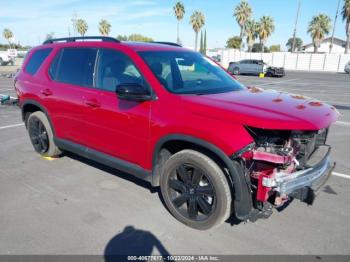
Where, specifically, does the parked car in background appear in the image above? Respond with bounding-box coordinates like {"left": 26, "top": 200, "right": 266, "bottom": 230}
{"left": 228, "top": 59, "right": 267, "bottom": 75}
{"left": 345, "top": 61, "right": 350, "bottom": 74}
{"left": 228, "top": 59, "right": 285, "bottom": 77}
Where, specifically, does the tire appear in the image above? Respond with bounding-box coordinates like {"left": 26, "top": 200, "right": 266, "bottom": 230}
{"left": 232, "top": 67, "right": 240, "bottom": 75}
{"left": 160, "top": 149, "right": 232, "bottom": 230}
{"left": 27, "top": 111, "right": 61, "bottom": 157}
{"left": 0, "top": 58, "right": 3, "bottom": 66}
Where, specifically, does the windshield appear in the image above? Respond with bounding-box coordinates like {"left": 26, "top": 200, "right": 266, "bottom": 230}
{"left": 138, "top": 51, "right": 245, "bottom": 95}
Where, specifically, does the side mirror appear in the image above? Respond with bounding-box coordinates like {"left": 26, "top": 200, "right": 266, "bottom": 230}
{"left": 116, "top": 83, "right": 152, "bottom": 102}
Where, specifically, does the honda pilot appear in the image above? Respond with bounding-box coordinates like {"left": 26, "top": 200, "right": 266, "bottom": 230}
{"left": 15, "top": 37, "right": 338, "bottom": 230}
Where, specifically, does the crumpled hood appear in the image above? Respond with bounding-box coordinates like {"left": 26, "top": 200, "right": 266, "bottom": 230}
{"left": 181, "top": 87, "right": 339, "bottom": 130}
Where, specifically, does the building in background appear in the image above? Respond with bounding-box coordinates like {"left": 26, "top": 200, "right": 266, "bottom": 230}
{"left": 302, "top": 37, "right": 346, "bottom": 53}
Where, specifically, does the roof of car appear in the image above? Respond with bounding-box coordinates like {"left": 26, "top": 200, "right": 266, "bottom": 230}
{"left": 121, "top": 41, "right": 185, "bottom": 51}
{"left": 39, "top": 37, "right": 189, "bottom": 52}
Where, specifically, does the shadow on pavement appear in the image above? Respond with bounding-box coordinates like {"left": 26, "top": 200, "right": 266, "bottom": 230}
{"left": 64, "top": 151, "right": 158, "bottom": 193}
{"left": 104, "top": 226, "right": 172, "bottom": 261}
{"left": 64, "top": 153, "right": 256, "bottom": 228}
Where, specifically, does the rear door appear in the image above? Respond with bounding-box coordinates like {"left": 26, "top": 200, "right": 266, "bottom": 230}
{"left": 251, "top": 60, "right": 262, "bottom": 74}
{"left": 48, "top": 47, "right": 98, "bottom": 144}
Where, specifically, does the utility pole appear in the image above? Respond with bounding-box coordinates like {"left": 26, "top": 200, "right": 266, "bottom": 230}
{"left": 329, "top": 0, "right": 341, "bottom": 54}
{"left": 71, "top": 12, "right": 77, "bottom": 37}
{"left": 291, "top": 0, "right": 301, "bottom": 53}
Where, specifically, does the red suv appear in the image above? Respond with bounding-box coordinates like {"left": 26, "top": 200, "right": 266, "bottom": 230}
{"left": 15, "top": 37, "right": 338, "bottom": 230}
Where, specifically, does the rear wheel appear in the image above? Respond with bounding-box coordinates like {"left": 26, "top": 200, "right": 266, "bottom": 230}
{"left": 160, "top": 150, "right": 232, "bottom": 230}
{"left": 232, "top": 67, "right": 240, "bottom": 75}
{"left": 27, "top": 111, "right": 61, "bottom": 157}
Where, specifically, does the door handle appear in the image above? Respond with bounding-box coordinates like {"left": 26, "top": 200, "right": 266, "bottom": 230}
{"left": 41, "top": 89, "right": 53, "bottom": 96}
{"left": 84, "top": 99, "right": 100, "bottom": 108}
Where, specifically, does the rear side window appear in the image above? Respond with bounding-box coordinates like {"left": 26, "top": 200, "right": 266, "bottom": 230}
{"left": 25, "top": 48, "right": 52, "bottom": 75}
{"left": 50, "top": 48, "right": 97, "bottom": 87}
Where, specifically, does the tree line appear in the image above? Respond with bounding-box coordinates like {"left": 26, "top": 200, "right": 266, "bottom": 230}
{"left": 228, "top": 0, "right": 350, "bottom": 53}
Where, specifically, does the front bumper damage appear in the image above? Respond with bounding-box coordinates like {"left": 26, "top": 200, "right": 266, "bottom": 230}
{"left": 262, "top": 145, "right": 335, "bottom": 204}
{"left": 234, "top": 127, "right": 336, "bottom": 221}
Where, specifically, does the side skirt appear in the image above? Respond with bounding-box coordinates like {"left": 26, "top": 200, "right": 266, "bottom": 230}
{"left": 54, "top": 138, "right": 152, "bottom": 183}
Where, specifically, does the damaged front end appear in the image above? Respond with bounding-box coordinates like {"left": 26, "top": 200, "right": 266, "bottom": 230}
{"left": 235, "top": 126, "right": 335, "bottom": 220}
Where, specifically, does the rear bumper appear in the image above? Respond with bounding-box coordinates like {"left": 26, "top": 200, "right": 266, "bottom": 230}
{"left": 262, "top": 145, "right": 334, "bottom": 195}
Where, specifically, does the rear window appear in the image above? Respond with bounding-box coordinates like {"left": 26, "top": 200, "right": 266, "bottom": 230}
{"left": 50, "top": 48, "right": 97, "bottom": 87}
{"left": 25, "top": 48, "right": 52, "bottom": 75}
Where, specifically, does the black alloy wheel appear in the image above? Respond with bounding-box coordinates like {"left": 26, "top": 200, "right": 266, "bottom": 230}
{"left": 28, "top": 116, "right": 49, "bottom": 154}
{"left": 167, "top": 163, "right": 216, "bottom": 221}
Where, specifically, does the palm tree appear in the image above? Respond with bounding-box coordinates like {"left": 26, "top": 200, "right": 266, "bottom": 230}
{"left": 173, "top": 1, "right": 185, "bottom": 45}
{"left": 3, "top": 29, "right": 13, "bottom": 49}
{"left": 99, "top": 19, "right": 111, "bottom": 36}
{"left": 234, "top": 0, "right": 252, "bottom": 49}
{"left": 190, "top": 11, "right": 205, "bottom": 51}
{"left": 307, "top": 14, "right": 332, "bottom": 53}
{"left": 342, "top": 0, "right": 350, "bottom": 53}
{"left": 245, "top": 20, "right": 258, "bottom": 52}
{"left": 76, "top": 19, "right": 88, "bottom": 37}
{"left": 257, "top": 16, "right": 275, "bottom": 52}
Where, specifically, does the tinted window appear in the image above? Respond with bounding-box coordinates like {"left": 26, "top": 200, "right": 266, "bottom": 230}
{"left": 96, "top": 49, "right": 145, "bottom": 92}
{"left": 25, "top": 48, "right": 52, "bottom": 75}
{"left": 139, "top": 51, "right": 244, "bottom": 95}
{"left": 54, "top": 48, "right": 97, "bottom": 87}
{"left": 49, "top": 52, "right": 59, "bottom": 79}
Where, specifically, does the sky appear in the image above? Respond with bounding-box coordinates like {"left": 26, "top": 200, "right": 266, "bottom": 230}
{"left": 0, "top": 0, "right": 347, "bottom": 50}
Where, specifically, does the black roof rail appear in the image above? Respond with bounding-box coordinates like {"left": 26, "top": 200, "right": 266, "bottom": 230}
{"left": 152, "top": 41, "right": 182, "bottom": 47}
{"left": 43, "top": 36, "right": 120, "bottom": 44}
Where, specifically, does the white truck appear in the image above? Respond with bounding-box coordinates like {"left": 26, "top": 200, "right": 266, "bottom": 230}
{"left": 0, "top": 49, "right": 17, "bottom": 66}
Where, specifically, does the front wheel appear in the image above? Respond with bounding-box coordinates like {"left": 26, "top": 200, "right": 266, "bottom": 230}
{"left": 160, "top": 150, "right": 232, "bottom": 230}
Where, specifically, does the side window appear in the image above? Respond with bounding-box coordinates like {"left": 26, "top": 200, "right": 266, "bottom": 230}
{"left": 96, "top": 49, "right": 145, "bottom": 92}
{"left": 49, "top": 52, "right": 60, "bottom": 79}
{"left": 52, "top": 48, "right": 97, "bottom": 87}
{"left": 25, "top": 48, "right": 52, "bottom": 75}
{"left": 142, "top": 55, "right": 173, "bottom": 90}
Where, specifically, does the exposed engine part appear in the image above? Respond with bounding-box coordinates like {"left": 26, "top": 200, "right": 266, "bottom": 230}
{"left": 242, "top": 126, "right": 330, "bottom": 212}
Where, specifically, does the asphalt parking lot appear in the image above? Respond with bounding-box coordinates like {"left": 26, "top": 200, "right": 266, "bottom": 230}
{"left": 0, "top": 69, "right": 349, "bottom": 255}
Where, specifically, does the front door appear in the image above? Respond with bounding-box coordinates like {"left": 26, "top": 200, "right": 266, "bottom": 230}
{"left": 81, "top": 48, "right": 152, "bottom": 167}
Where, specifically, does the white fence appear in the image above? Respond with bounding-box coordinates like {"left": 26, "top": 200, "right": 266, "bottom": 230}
{"left": 219, "top": 49, "right": 350, "bottom": 73}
